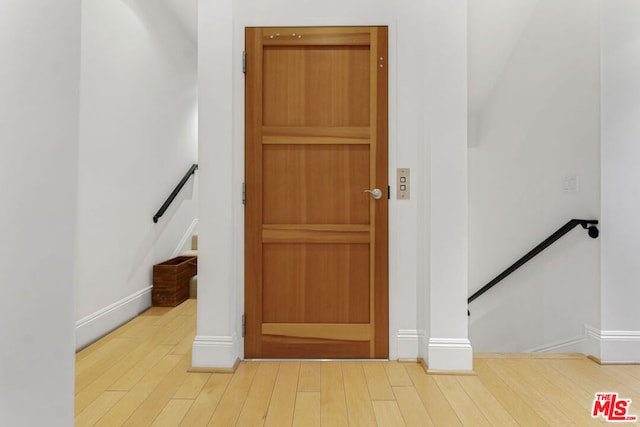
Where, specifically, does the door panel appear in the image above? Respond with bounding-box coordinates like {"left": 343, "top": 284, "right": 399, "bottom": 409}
{"left": 262, "top": 243, "right": 370, "bottom": 323}
{"left": 263, "top": 145, "right": 370, "bottom": 224}
{"left": 263, "top": 46, "right": 370, "bottom": 127}
{"left": 245, "top": 26, "right": 388, "bottom": 358}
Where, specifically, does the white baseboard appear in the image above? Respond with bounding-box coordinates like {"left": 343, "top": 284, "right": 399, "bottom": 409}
{"left": 172, "top": 218, "right": 199, "bottom": 257}
{"left": 75, "top": 286, "right": 152, "bottom": 351}
{"left": 584, "top": 324, "right": 602, "bottom": 359}
{"left": 397, "top": 329, "right": 425, "bottom": 360}
{"left": 192, "top": 334, "right": 239, "bottom": 369}
{"left": 525, "top": 334, "right": 587, "bottom": 353}
{"left": 427, "top": 338, "right": 473, "bottom": 371}
{"left": 585, "top": 325, "right": 640, "bottom": 363}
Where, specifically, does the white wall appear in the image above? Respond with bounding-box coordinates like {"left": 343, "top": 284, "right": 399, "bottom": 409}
{"left": 468, "top": 0, "right": 601, "bottom": 352}
{"left": 0, "top": 2, "right": 80, "bottom": 425}
{"left": 467, "top": 0, "right": 539, "bottom": 115}
{"left": 76, "top": 0, "right": 198, "bottom": 349}
{"left": 196, "top": 0, "right": 471, "bottom": 369}
{"left": 600, "top": 0, "right": 640, "bottom": 362}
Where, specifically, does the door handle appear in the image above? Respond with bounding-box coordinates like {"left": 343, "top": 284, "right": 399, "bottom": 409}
{"left": 363, "top": 188, "right": 383, "bottom": 200}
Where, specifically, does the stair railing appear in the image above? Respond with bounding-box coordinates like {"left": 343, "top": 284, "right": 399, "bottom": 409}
{"left": 153, "top": 164, "right": 198, "bottom": 223}
{"left": 468, "top": 219, "right": 599, "bottom": 315}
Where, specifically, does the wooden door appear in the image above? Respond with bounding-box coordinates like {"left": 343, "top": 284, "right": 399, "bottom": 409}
{"left": 245, "top": 26, "right": 388, "bottom": 358}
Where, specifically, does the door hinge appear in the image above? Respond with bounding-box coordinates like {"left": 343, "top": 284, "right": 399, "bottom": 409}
{"left": 242, "top": 182, "right": 246, "bottom": 205}
{"left": 388, "top": 185, "right": 391, "bottom": 200}
{"left": 242, "top": 314, "right": 246, "bottom": 337}
{"left": 242, "top": 51, "right": 246, "bottom": 74}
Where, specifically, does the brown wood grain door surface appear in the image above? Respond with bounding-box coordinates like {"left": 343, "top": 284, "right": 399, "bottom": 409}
{"left": 245, "top": 26, "right": 388, "bottom": 358}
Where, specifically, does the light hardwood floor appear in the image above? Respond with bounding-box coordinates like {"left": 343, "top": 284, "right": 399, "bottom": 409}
{"left": 76, "top": 298, "right": 640, "bottom": 426}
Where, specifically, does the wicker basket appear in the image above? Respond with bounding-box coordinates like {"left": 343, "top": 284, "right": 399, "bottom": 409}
{"left": 152, "top": 256, "right": 197, "bottom": 307}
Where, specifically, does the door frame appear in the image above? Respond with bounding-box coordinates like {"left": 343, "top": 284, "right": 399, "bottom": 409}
{"left": 238, "top": 21, "right": 399, "bottom": 360}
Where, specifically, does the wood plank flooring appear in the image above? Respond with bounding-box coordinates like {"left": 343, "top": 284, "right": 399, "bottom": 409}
{"left": 76, "top": 298, "right": 640, "bottom": 426}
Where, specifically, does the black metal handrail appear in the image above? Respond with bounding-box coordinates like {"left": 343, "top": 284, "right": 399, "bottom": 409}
{"left": 468, "top": 219, "right": 599, "bottom": 314}
{"left": 153, "top": 164, "right": 198, "bottom": 223}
